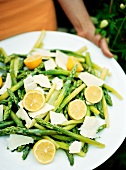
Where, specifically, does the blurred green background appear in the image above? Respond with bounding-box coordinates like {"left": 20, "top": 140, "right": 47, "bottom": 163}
{"left": 54, "top": 0, "right": 126, "bottom": 169}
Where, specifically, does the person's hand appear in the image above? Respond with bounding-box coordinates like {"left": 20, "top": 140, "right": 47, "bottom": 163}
{"left": 58, "top": 0, "right": 113, "bottom": 58}
{"left": 78, "top": 30, "right": 113, "bottom": 58}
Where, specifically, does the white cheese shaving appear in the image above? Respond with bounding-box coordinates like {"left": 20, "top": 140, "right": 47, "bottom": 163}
{"left": 55, "top": 50, "right": 68, "bottom": 70}
{"left": 86, "top": 101, "right": 92, "bottom": 105}
{"left": 44, "top": 59, "right": 57, "bottom": 71}
{"left": 23, "top": 75, "right": 37, "bottom": 92}
{"left": 28, "top": 49, "right": 56, "bottom": 59}
{"left": 7, "top": 134, "right": 34, "bottom": 151}
{"left": 25, "top": 82, "right": 37, "bottom": 92}
{"left": 29, "top": 103, "right": 55, "bottom": 118}
{"left": 50, "top": 111, "right": 67, "bottom": 125}
{"left": 0, "top": 73, "right": 12, "bottom": 94}
{"left": 0, "top": 105, "right": 3, "bottom": 121}
{"left": 33, "top": 74, "right": 51, "bottom": 88}
{"left": 80, "top": 116, "right": 99, "bottom": 138}
{"left": 69, "top": 141, "right": 82, "bottom": 153}
{"left": 16, "top": 107, "right": 34, "bottom": 128}
{"left": 18, "top": 100, "right": 24, "bottom": 108}
{"left": 52, "top": 77, "right": 63, "bottom": 90}
{"left": 23, "top": 75, "right": 33, "bottom": 84}
{"left": 78, "top": 72, "right": 104, "bottom": 86}
{"left": 34, "top": 86, "right": 45, "bottom": 94}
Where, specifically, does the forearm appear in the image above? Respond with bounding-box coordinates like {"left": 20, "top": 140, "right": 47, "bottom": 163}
{"left": 57, "top": 0, "right": 113, "bottom": 58}
{"left": 57, "top": 0, "right": 95, "bottom": 34}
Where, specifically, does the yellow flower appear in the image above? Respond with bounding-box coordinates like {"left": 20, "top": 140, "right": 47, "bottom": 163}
{"left": 120, "top": 3, "right": 125, "bottom": 10}
{"left": 100, "top": 20, "right": 109, "bottom": 29}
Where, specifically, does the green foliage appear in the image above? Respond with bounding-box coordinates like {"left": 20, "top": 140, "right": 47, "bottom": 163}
{"left": 94, "top": 0, "right": 126, "bottom": 73}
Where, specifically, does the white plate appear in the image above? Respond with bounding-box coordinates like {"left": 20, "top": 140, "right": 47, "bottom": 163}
{"left": 0, "top": 31, "right": 126, "bottom": 170}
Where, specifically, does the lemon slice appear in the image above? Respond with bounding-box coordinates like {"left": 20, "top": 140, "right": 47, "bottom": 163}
{"left": 66, "top": 56, "right": 83, "bottom": 72}
{"left": 68, "top": 99, "right": 87, "bottom": 120}
{"left": 84, "top": 85, "right": 103, "bottom": 104}
{"left": 0, "top": 76, "right": 3, "bottom": 87}
{"left": 33, "top": 139, "right": 56, "bottom": 164}
{"left": 23, "top": 90, "right": 45, "bottom": 112}
{"left": 24, "top": 54, "right": 42, "bottom": 69}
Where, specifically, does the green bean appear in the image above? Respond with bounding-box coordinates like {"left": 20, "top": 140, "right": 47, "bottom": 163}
{"left": 90, "top": 105, "right": 100, "bottom": 115}
{"left": 85, "top": 52, "right": 92, "bottom": 68}
{"left": 30, "top": 30, "right": 45, "bottom": 52}
{"left": 76, "top": 45, "right": 87, "bottom": 53}
{"left": 102, "top": 94, "right": 109, "bottom": 128}
{"left": 103, "top": 84, "right": 123, "bottom": 100}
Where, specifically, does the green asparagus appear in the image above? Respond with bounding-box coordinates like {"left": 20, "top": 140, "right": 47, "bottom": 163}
{"left": 35, "top": 118, "right": 105, "bottom": 148}
{"left": 53, "top": 65, "right": 77, "bottom": 111}
{"left": 65, "top": 150, "right": 74, "bottom": 166}
{"left": 0, "top": 126, "right": 58, "bottom": 136}
{"left": 0, "top": 120, "right": 15, "bottom": 129}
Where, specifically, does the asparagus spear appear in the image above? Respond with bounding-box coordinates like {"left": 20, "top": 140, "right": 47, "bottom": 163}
{"left": 7, "top": 89, "right": 19, "bottom": 108}
{"left": 0, "top": 126, "right": 58, "bottom": 136}
{"left": 51, "top": 135, "right": 74, "bottom": 142}
{"left": 17, "top": 89, "right": 25, "bottom": 100}
{"left": 51, "top": 49, "right": 86, "bottom": 60}
{"left": 53, "top": 65, "right": 77, "bottom": 111}
{"left": 3, "top": 100, "right": 12, "bottom": 120}
{"left": 103, "top": 88, "right": 113, "bottom": 106}
{"left": 0, "top": 47, "right": 8, "bottom": 63}
{"left": 0, "top": 61, "right": 45, "bottom": 101}
{"left": 10, "top": 111, "right": 24, "bottom": 128}
{"left": 95, "top": 101, "right": 105, "bottom": 119}
{"left": 65, "top": 150, "right": 74, "bottom": 166}
{"left": 55, "top": 141, "right": 85, "bottom": 157}
{"left": 35, "top": 118, "right": 105, "bottom": 148}
{"left": 56, "top": 83, "right": 86, "bottom": 112}
{"left": 68, "top": 80, "right": 83, "bottom": 95}
{"left": 40, "top": 69, "right": 71, "bottom": 76}
{"left": 22, "top": 144, "right": 32, "bottom": 160}
{"left": 17, "top": 145, "right": 26, "bottom": 152}
{"left": 97, "top": 124, "right": 106, "bottom": 133}
{"left": 0, "top": 99, "right": 8, "bottom": 105}
{"left": 0, "top": 120, "right": 15, "bottom": 129}
{"left": 82, "top": 143, "right": 88, "bottom": 153}
{"left": 10, "top": 58, "right": 17, "bottom": 85}
{"left": 0, "top": 80, "right": 24, "bottom": 101}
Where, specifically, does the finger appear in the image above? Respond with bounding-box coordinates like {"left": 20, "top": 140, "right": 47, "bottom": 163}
{"left": 93, "top": 34, "right": 102, "bottom": 47}
{"left": 100, "top": 38, "right": 113, "bottom": 58}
